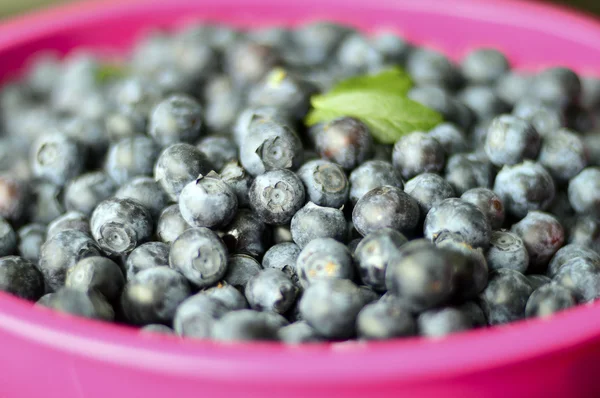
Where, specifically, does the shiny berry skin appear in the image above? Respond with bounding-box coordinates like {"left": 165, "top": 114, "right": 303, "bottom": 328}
{"left": 297, "top": 159, "right": 349, "bottom": 209}
{"left": 484, "top": 115, "right": 541, "bottom": 167}
{"left": 479, "top": 269, "right": 533, "bottom": 325}
{"left": 179, "top": 173, "right": 238, "bottom": 229}
{"left": 461, "top": 187, "right": 505, "bottom": 230}
{"left": 312, "top": 117, "right": 373, "bottom": 170}
{"left": 424, "top": 198, "right": 492, "bottom": 249}
{"left": 568, "top": 167, "right": 600, "bottom": 218}
{"left": 249, "top": 169, "right": 306, "bottom": 225}
{"left": 296, "top": 238, "right": 354, "bottom": 288}
{"left": 486, "top": 231, "right": 529, "bottom": 273}
{"left": 493, "top": 161, "right": 556, "bottom": 219}
{"left": 511, "top": 211, "right": 564, "bottom": 273}
{"left": 290, "top": 202, "right": 347, "bottom": 248}
{"left": 353, "top": 185, "right": 420, "bottom": 236}
{"left": 525, "top": 284, "right": 576, "bottom": 318}
{"left": 392, "top": 132, "right": 445, "bottom": 180}
{"left": 169, "top": 228, "right": 228, "bottom": 289}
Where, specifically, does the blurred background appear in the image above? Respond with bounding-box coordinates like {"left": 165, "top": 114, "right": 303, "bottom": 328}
{"left": 0, "top": 0, "right": 598, "bottom": 19}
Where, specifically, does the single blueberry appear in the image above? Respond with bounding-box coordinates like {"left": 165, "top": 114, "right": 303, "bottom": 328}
{"left": 349, "top": 160, "right": 403, "bottom": 205}
{"left": 525, "top": 284, "right": 576, "bottom": 318}
{"left": 0, "top": 256, "right": 45, "bottom": 301}
{"left": 478, "top": 268, "right": 533, "bottom": 325}
{"left": 486, "top": 231, "right": 529, "bottom": 273}
{"left": 296, "top": 238, "right": 354, "bottom": 288}
{"left": 249, "top": 169, "right": 306, "bottom": 225}
{"left": 65, "top": 256, "right": 125, "bottom": 302}
{"left": 297, "top": 159, "right": 349, "bottom": 209}
{"left": 511, "top": 211, "right": 564, "bottom": 273}
{"left": 125, "top": 241, "right": 170, "bottom": 280}
{"left": 356, "top": 299, "right": 416, "bottom": 340}
{"left": 290, "top": 202, "right": 347, "bottom": 248}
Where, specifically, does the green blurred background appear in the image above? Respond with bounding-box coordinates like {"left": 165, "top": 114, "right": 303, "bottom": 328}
{"left": 0, "top": 0, "right": 598, "bottom": 19}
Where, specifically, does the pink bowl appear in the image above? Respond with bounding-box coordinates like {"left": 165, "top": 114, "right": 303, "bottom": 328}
{"left": 1, "top": 0, "right": 600, "bottom": 397}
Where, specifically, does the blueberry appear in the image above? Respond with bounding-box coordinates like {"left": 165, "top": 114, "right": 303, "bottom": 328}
{"left": 538, "top": 129, "right": 588, "bottom": 184}
{"left": 461, "top": 48, "right": 509, "bottom": 85}
{"left": 444, "top": 152, "right": 495, "bottom": 195}
{"left": 262, "top": 242, "right": 301, "bottom": 284}
{"left": 549, "top": 190, "right": 576, "bottom": 224}
{"left": 211, "top": 309, "right": 280, "bottom": 341}
{"left": 173, "top": 293, "right": 229, "bottom": 338}
{"left": 245, "top": 269, "right": 299, "bottom": 314}
{"left": 278, "top": 321, "right": 322, "bottom": 344}
{"left": 312, "top": 117, "right": 373, "bottom": 171}
{"left": 31, "top": 132, "right": 84, "bottom": 186}
{"left": 299, "top": 279, "right": 364, "bottom": 339}
{"left": 65, "top": 256, "right": 124, "bottom": 302}
{"left": 249, "top": 169, "right": 306, "bottom": 225}
{"left": 354, "top": 228, "right": 408, "bottom": 291}
{"left": 529, "top": 67, "right": 581, "bottom": 108}
{"left": 336, "top": 33, "right": 385, "bottom": 73}
{"left": 115, "top": 176, "right": 171, "bottom": 220}
{"left": 90, "top": 198, "right": 153, "bottom": 256}
{"left": 169, "top": 227, "right": 228, "bottom": 289}
{"left": 427, "top": 123, "right": 469, "bottom": 155}
{"left": 149, "top": 94, "right": 203, "bottom": 147}
{"left": 424, "top": 198, "right": 491, "bottom": 249}
{"left": 353, "top": 186, "right": 420, "bottom": 236}
{"left": 495, "top": 71, "right": 531, "bottom": 106}
{"left": 297, "top": 160, "right": 349, "bottom": 209}
{"left": 582, "top": 76, "right": 600, "bottom": 110}
{"left": 154, "top": 143, "right": 214, "bottom": 201}
{"left": 39, "top": 230, "right": 101, "bottom": 292}
{"left": 404, "top": 173, "right": 455, "bottom": 218}
{"left": 63, "top": 172, "right": 117, "bottom": 216}
{"left": 461, "top": 188, "right": 505, "bottom": 230}
{"left": 408, "top": 86, "right": 474, "bottom": 131}
{"left": 26, "top": 52, "right": 60, "bottom": 96}
{"left": 272, "top": 225, "right": 293, "bottom": 244}
{"left": 456, "top": 301, "right": 487, "bottom": 328}
{"left": 434, "top": 234, "right": 489, "bottom": 300}
{"left": 0, "top": 217, "right": 17, "bottom": 257}
{"left": 220, "top": 160, "right": 253, "bottom": 208}
{"left": 247, "top": 67, "right": 317, "bottom": 121}
{"left": 486, "top": 114, "right": 542, "bottom": 166}
{"left": 233, "top": 106, "right": 292, "bottom": 147}
{"left": 112, "top": 76, "right": 163, "bottom": 120}
{"left": 224, "top": 40, "right": 281, "bottom": 87}
{"left": 547, "top": 244, "right": 600, "bottom": 278}
{"left": 512, "top": 98, "right": 565, "bottom": 137}
{"left": 552, "top": 257, "right": 600, "bottom": 303}
{"left": 478, "top": 269, "right": 533, "bottom": 325}
{"left": 526, "top": 274, "right": 552, "bottom": 291}
{"left": 349, "top": 160, "right": 403, "bottom": 205}
{"left": 156, "top": 204, "right": 190, "bottom": 245}
{"left": 17, "top": 223, "right": 46, "bottom": 263}
{"left": 296, "top": 238, "right": 354, "bottom": 288}
{"left": 59, "top": 117, "right": 109, "bottom": 167}
{"left": 105, "top": 135, "right": 160, "bottom": 185}
{"left": 203, "top": 75, "right": 243, "bottom": 133}
{"left": 493, "top": 161, "right": 556, "bottom": 219}
{"left": 385, "top": 246, "right": 455, "bottom": 311}
{"left": 196, "top": 136, "right": 237, "bottom": 172}
{"left": 179, "top": 173, "right": 238, "bottom": 229}
{"left": 347, "top": 238, "right": 362, "bottom": 255}
{"left": 371, "top": 31, "right": 411, "bottom": 65}
{"left": 406, "top": 48, "right": 461, "bottom": 90}
{"left": 292, "top": 21, "right": 352, "bottom": 67}
{"left": 486, "top": 231, "right": 529, "bottom": 273}
{"left": 201, "top": 282, "right": 249, "bottom": 311}
{"left": 511, "top": 211, "right": 564, "bottom": 272}
{"left": 525, "top": 284, "right": 576, "bottom": 318}
{"left": 125, "top": 242, "right": 170, "bottom": 280}
{"left": 290, "top": 202, "right": 347, "bottom": 248}
{"left": 220, "top": 208, "right": 269, "bottom": 258}
{"left": 120, "top": 267, "right": 191, "bottom": 325}
{"left": 568, "top": 167, "right": 600, "bottom": 218}
{"left": 38, "top": 287, "right": 114, "bottom": 321}
{"left": 104, "top": 106, "right": 147, "bottom": 143}
{"left": 240, "top": 118, "right": 303, "bottom": 177}
{"left": 418, "top": 307, "right": 473, "bottom": 338}
{"left": 356, "top": 299, "right": 416, "bottom": 340}
{"left": 458, "top": 86, "right": 509, "bottom": 122}
{"left": 47, "top": 211, "right": 90, "bottom": 239}
{"left": 0, "top": 256, "right": 44, "bottom": 300}
{"left": 140, "top": 324, "right": 175, "bottom": 334}
{"left": 568, "top": 216, "right": 600, "bottom": 253}
{"left": 0, "top": 174, "right": 29, "bottom": 222}
{"left": 223, "top": 254, "right": 262, "bottom": 293}
{"left": 392, "top": 132, "right": 445, "bottom": 180}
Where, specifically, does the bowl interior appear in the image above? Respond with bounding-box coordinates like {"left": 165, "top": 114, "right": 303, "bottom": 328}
{"left": 1, "top": 0, "right": 600, "bottom": 387}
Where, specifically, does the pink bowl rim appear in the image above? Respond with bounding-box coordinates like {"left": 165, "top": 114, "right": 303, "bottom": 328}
{"left": 1, "top": 0, "right": 600, "bottom": 385}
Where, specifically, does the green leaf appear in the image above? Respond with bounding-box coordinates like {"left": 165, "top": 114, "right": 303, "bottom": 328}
{"left": 328, "top": 67, "right": 412, "bottom": 96}
{"left": 306, "top": 90, "right": 443, "bottom": 144}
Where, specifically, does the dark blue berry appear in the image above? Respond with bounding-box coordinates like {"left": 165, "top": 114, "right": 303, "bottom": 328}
{"left": 0, "top": 256, "right": 44, "bottom": 301}
{"left": 179, "top": 173, "right": 238, "bottom": 229}
{"left": 297, "top": 159, "right": 349, "bottom": 209}
{"left": 65, "top": 256, "right": 125, "bottom": 302}
{"left": 249, "top": 169, "right": 306, "bottom": 225}
{"left": 349, "top": 160, "right": 402, "bottom": 205}
{"left": 486, "top": 231, "right": 529, "bottom": 273}
{"left": 125, "top": 242, "right": 170, "bottom": 280}
{"left": 478, "top": 269, "right": 533, "bottom": 325}
{"left": 296, "top": 238, "right": 354, "bottom": 288}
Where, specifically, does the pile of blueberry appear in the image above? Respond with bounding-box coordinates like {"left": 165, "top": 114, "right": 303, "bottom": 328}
{"left": 1, "top": 21, "right": 600, "bottom": 344}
